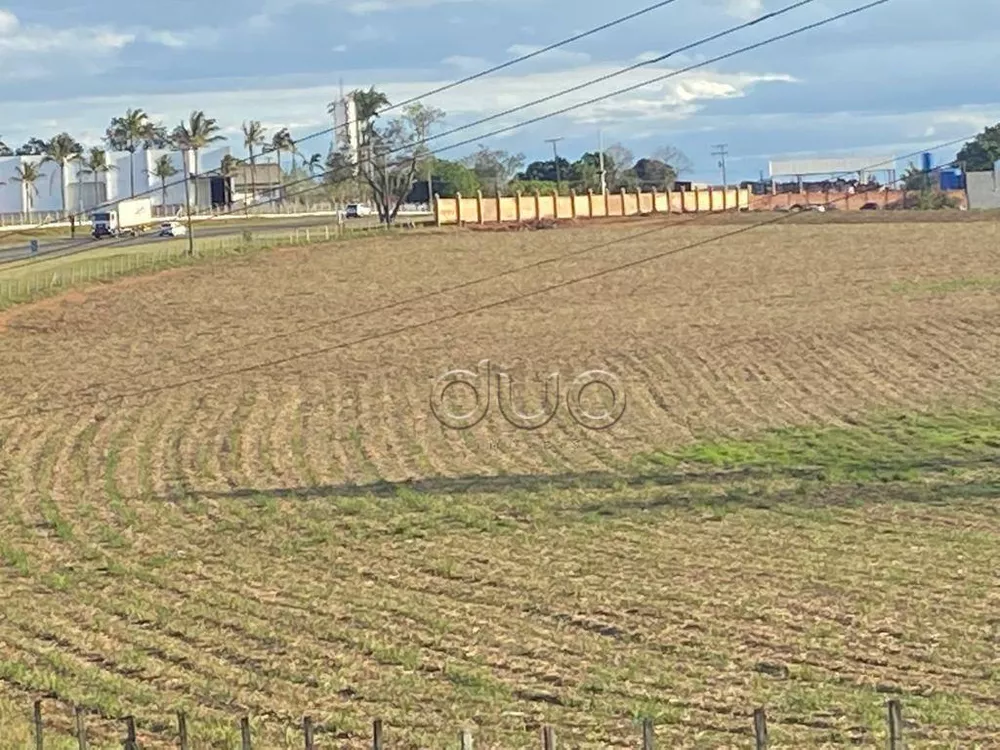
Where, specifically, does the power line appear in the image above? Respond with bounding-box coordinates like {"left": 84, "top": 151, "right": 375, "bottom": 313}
{"left": 0, "top": 0, "right": 828, "bottom": 272}
{"left": 0, "top": 0, "right": 689, "bottom": 243}
{"left": 10, "top": 113, "right": 971, "bottom": 425}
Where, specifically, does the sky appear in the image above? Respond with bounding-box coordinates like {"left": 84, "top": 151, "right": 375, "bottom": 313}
{"left": 1, "top": 0, "right": 999, "bottom": 183}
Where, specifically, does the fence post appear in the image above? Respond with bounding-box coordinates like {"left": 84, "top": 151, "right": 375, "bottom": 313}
{"left": 753, "top": 707, "right": 767, "bottom": 750}
{"left": 372, "top": 718, "right": 384, "bottom": 750}
{"left": 240, "top": 716, "right": 252, "bottom": 750}
{"left": 74, "top": 705, "right": 86, "bottom": 750}
{"left": 642, "top": 718, "right": 654, "bottom": 749}
{"left": 541, "top": 725, "right": 555, "bottom": 750}
{"left": 33, "top": 699, "right": 43, "bottom": 750}
{"left": 303, "top": 716, "right": 315, "bottom": 750}
{"left": 177, "top": 711, "right": 189, "bottom": 750}
{"left": 123, "top": 716, "right": 137, "bottom": 750}
{"left": 460, "top": 728, "right": 473, "bottom": 750}
{"left": 887, "top": 699, "right": 904, "bottom": 750}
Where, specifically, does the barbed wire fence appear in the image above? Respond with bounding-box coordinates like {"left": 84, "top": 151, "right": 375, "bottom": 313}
{"left": 21, "top": 698, "right": 912, "bottom": 749}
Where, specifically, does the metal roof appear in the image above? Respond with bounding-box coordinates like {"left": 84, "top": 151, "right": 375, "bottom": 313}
{"left": 768, "top": 155, "right": 896, "bottom": 177}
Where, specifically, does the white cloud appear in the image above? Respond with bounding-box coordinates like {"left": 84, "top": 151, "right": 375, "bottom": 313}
{"left": 506, "top": 43, "right": 591, "bottom": 65}
{"left": 0, "top": 10, "right": 225, "bottom": 80}
{"left": 724, "top": 0, "right": 764, "bottom": 19}
{"left": 0, "top": 8, "right": 18, "bottom": 35}
{"left": 141, "top": 27, "right": 223, "bottom": 48}
{"left": 1, "top": 59, "right": 794, "bottom": 154}
{"left": 258, "top": 0, "right": 479, "bottom": 16}
{"left": 442, "top": 55, "right": 490, "bottom": 72}
{"left": 349, "top": 23, "right": 394, "bottom": 41}
{"left": 0, "top": 10, "right": 134, "bottom": 79}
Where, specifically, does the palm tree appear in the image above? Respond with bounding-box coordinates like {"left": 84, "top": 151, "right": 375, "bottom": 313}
{"left": 327, "top": 87, "right": 390, "bottom": 181}
{"left": 41, "top": 133, "right": 83, "bottom": 214}
{"left": 104, "top": 108, "right": 167, "bottom": 197}
{"left": 219, "top": 154, "right": 241, "bottom": 210}
{"left": 146, "top": 154, "right": 179, "bottom": 213}
{"left": 171, "top": 111, "right": 225, "bottom": 210}
{"left": 241, "top": 120, "right": 267, "bottom": 205}
{"left": 80, "top": 147, "right": 115, "bottom": 211}
{"left": 13, "top": 162, "right": 42, "bottom": 213}
{"left": 0, "top": 135, "right": 11, "bottom": 157}
{"left": 270, "top": 127, "right": 295, "bottom": 203}
{"left": 305, "top": 153, "right": 323, "bottom": 177}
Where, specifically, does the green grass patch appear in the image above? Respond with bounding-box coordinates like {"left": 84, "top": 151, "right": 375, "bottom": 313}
{"left": 636, "top": 406, "right": 1000, "bottom": 482}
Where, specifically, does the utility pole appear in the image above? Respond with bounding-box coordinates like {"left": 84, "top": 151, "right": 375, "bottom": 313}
{"left": 598, "top": 129, "right": 607, "bottom": 194}
{"left": 711, "top": 143, "right": 728, "bottom": 187}
{"left": 545, "top": 137, "right": 564, "bottom": 193}
{"left": 182, "top": 149, "right": 194, "bottom": 257}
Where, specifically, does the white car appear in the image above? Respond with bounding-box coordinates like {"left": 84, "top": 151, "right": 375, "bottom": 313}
{"left": 344, "top": 203, "right": 373, "bottom": 218}
{"left": 159, "top": 221, "right": 187, "bottom": 237}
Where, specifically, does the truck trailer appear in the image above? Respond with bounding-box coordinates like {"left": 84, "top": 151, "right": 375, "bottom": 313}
{"left": 91, "top": 197, "right": 154, "bottom": 239}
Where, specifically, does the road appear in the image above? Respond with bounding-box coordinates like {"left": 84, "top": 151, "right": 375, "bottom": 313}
{"left": 0, "top": 215, "right": 398, "bottom": 265}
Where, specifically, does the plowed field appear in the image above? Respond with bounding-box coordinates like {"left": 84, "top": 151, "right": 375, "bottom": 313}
{"left": 0, "top": 218, "right": 998, "bottom": 748}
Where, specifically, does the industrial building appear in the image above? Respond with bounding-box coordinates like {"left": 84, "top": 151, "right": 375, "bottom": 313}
{"left": 0, "top": 145, "right": 231, "bottom": 219}
{"left": 766, "top": 154, "right": 897, "bottom": 193}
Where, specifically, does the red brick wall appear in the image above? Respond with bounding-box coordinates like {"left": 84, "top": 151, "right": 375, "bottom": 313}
{"left": 748, "top": 189, "right": 967, "bottom": 211}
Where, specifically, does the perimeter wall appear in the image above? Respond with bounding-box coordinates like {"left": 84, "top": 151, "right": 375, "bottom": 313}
{"left": 434, "top": 187, "right": 750, "bottom": 225}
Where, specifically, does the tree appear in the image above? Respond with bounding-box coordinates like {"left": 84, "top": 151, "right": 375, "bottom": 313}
{"left": 80, "top": 147, "right": 115, "bottom": 211}
{"left": 305, "top": 153, "right": 324, "bottom": 177}
{"left": 269, "top": 128, "right": 296, "bottom": 203}
{"left": 242, "top": 119, "right": 267, "bottom": 204}
{"left": 632, "top": 158, "right": 676, "bottom": 191}
{"left": 41, "top": 133, "right": 83, "bottom": 213}
{"left": 219, "top": 155, "right": 241, "bottom": 209}
{"left": 956, "top": 124, "right": 1000, "bottom": 172}
{"left": 15, "top": 138, "right": 47, "bottom": 156}
{"left": 428, "top": 158, "right": 480, "bottom": 198}
{"left": 403, "top": 102, "right": 445, "bottom": 203}
{"left": 519, "top": 158, "right": 571, "bottom": 183}
{"left": 171, "top": 111, "right": 226, "bottom": 211}
{"left": 335, "top": 89, "right": 446, "bottom": 224}
{"left": 105, "top": 108, "right": 167, "bottom": 197}
{"left": 270, "top": 127, "right": 296, "bottom": 171}
{"left": 603, "top": 143, "right": 634, "bottom": 189}
{"left": 462, "top": 145, "right": 525, "bottom": 196}
{"left": 901, "top": 162, "right": 930, "bottom": 191}
{"left": 13, "top": 162, "right": 42, "bottom": 212}
{"left": 651, "top": 145, "right": 692, "bottom": 179}
{"left": 146, "top": 154, "right": 178, "bottom": 210}
{"left": 0, "top": 136, "right": 11, "bottom": 157}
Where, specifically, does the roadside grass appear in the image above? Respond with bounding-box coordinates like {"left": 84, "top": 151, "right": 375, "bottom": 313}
{"left": 1, "top": 398, "right": 998, "bottom": 747}
{"left": 0, "top": 222, "right": 424, "bottom": 311}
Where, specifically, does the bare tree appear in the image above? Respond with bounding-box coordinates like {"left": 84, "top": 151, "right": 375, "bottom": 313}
{"left": 652, "top": 145, "right": 692, "bottom": 177}
{"left": 338, "top": 89, "right": 446, "bottom": 224}
{"left": 462, "top": 145, "right": 525, "bottom": 196}
{"left": 603, "top": 142, "right": 634, "bottom": 189}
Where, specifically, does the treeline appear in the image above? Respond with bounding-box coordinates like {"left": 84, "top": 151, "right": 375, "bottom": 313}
{"left": 420, "top": 143, "right": 693, "bottom": 200}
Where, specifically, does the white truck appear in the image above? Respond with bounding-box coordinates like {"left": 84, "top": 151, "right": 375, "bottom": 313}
{"left": 91, "top": 197, "right": 154, "bottom": 239}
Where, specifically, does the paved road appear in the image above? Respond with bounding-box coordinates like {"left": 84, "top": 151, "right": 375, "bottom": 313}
{"left": 0, "top": 215, "right": 398, "bottom": 265}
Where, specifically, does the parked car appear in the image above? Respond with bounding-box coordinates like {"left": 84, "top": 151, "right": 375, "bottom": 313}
{"left": 344, "top": 203, "right": 373, "bottom": 218}
{"left": 158, "top": 221, "right": 187, "bottom": 237}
